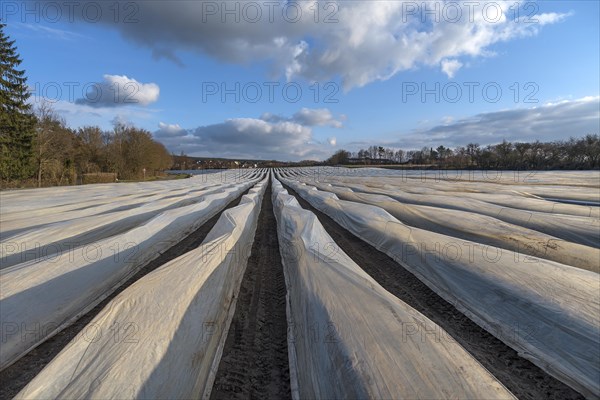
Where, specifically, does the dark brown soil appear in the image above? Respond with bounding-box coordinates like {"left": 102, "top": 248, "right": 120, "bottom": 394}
{"left": 210, "top": 182, "right": 291, "bottom": 400}
{"left": 282, "top": 182, "right": 584, "bottom": 400}
{"left": 0, "top": 191, "right": 249, "bottom": 400}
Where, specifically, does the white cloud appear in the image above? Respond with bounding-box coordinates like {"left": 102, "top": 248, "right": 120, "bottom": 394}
{"left": 14, "top": 22, "right": 87, "bottom": 41}
{"left": 292, "top": 108, "right": 343, "bottom": 128}
{"left": 76, "top": 75, "right": 160, "bottom": 108}
{"left": 156, "top": 122, "right": 187, "bottom": 137}
{"left": 388, "top": 97, "right": 600, "bottom": 149}
{"left": 158, "top": 122, "right": 182, "bottom": 132}
{"left": 44, "top": 1, "right": 571, "bottom": 90}
{"left": 530, "top": 11, "right": 573, "bottom": 26}
{"left": 441, "top": 59, "right": 463, "bottom": 78}
{"left": 441, "top": 116, "right": 455, "bottom": 125}
{"left": 154, "top": 109, "right": 343, "bottom": 161}
{"left": 260, "top": 108, "right": 343, "bottom": 127}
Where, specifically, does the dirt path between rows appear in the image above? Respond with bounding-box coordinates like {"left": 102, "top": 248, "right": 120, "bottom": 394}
{"left": 210, "top": 183, "right": 291, "bottom": 400}
{"left": 0, "top": 190, "right": 250, "bottom": 400}
{"left": 282, "top": 182, "right": 584, "bottom": 400}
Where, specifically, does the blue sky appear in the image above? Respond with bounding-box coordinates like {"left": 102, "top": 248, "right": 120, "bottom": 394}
{"left": 3, "top": 0, "right": 599, "bottom": 160}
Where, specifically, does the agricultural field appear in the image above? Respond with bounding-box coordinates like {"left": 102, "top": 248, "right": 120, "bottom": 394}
{"left": 0, "top": 168, "right": 598, "bottom": 399}
{"left": 2, "top": 0, "right": 598, "bottom": 397}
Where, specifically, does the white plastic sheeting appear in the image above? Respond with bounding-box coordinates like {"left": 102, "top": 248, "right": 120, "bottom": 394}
{"left": 271, "top": 177, "right": 515, "bottom": 399}
{"left": 1, "top": 182, "right": 251, "bottom": 269}
{"left": 280, "top": 174, "right": 600, "bottom": 399}
{"left": 15, "top": 177, "right": 268, "bottom": 400}
{"left": 0, "top": 170, "right": 264, "bottom": 233}
{"left": 292, "top": 175, "right": 599, "bottom": 248}
{"left": 350, "top": 179, "right": 599, "bottom": 219}
{"left": 306, "top": 172, "right": 600, "bottom": 218}
{"left": 0, "top": 177, "right": 262, "bottom": 371}
{"left": 0, "top": 185, "right": 213, "bottom": 238}
{"left": 295, "top": 180, "right": 599, "bottom": 272}
{"left": 290, "top": 167, "right": 600, "bottom": 204}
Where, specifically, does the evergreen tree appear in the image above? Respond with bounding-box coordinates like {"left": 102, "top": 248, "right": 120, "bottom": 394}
{"left": 0, "top": 22, "right": 36, "bottom": 183}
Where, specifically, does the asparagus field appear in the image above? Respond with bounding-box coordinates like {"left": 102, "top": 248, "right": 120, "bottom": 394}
{"left": 1, "top": 168, "right": 598, "bottom": 399}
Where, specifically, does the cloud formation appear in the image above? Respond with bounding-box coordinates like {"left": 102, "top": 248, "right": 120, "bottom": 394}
{"left": 156, "top": 99, "right": 599, "bottom": 160}
{"left": 156, "top": 122, "right": 187, "bottom": 137}
{"left": 260, "top": 107, "right": 343, "bottom": 128}
{"left": 154, "top": 108, "right": 341, "bottom": 160}
{"left": 41, "top": 1, "right": 570, "bottom": 89}
{"left": 15, "top": 22, "right": 87, "bottom": 41}
{"left": 441, "top": 59, "right": 463, "bottom": 78}
{"left": 389, "top": 97, "right": 600, "bottom": 148}
{"left": 75, "top": 75, "right": 160, "bottom": 108}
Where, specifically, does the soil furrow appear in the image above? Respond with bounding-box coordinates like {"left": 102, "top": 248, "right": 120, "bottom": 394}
{"left": 210, "top": 182, "right": 291, "bottom": 400}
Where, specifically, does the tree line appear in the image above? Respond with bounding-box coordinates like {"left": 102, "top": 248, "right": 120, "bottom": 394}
{"left": 0, "top": 23, "right": 172, "bottom": 188}
{"left": 327, "top": 136, "right": 600, "bottom": 170}
{"left": 3, "top": 101, "right": 172, "bottom": 187}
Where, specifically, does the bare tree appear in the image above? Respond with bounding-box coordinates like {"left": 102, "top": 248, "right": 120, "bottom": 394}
{"left": 34, "top": 102, "right": 74, "bottom": 187}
